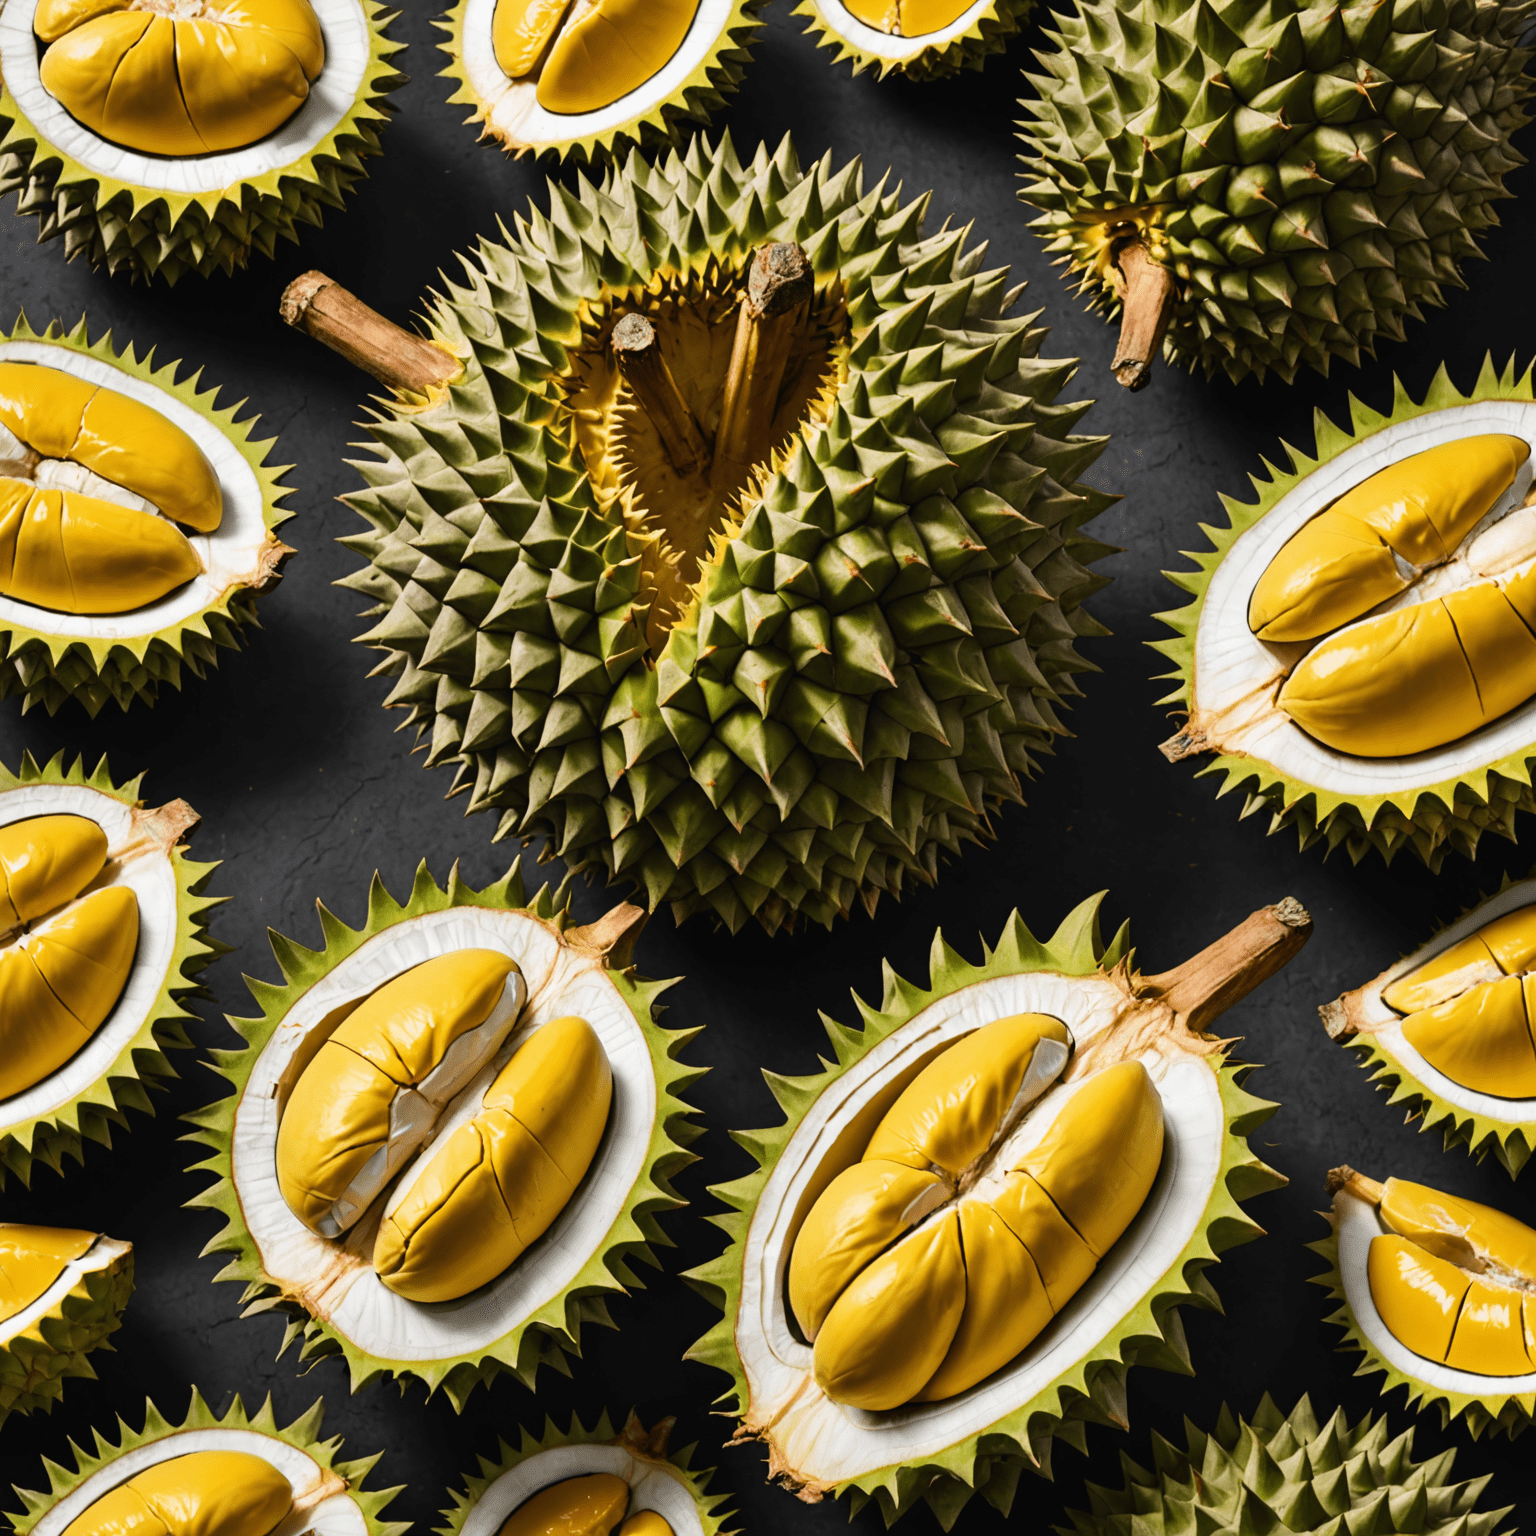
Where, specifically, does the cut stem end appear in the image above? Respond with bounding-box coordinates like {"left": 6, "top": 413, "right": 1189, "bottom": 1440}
{"left": 1110, "top": 242, "right": 1176, "bottom": 393}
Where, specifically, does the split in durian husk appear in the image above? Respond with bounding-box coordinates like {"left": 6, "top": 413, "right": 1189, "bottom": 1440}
{"left": 438, "top": 0, "right": 764, "bottom": 163}
{"left": 1154, "top": 358, "right": 1536, "bottom": 870}
{"left": 794, "top": 0, "right": 1032, "bottom": 82}
{"left": 0, "top": 0, "right": 405, "bottom": 284}
{"left": 686, "top": 893, "right": 1306, "bottom": 1528}
{"left": 333, "top": 131, "right": 1115, "bottom": 937}
{"left": 0, "top": 752, "right": 221, "bottom": 1188}
{"left": 0, "top": 317, "right": 295, "bottom": 715}
{"left": 7, "top": 1388, "right": 407, "bottom": 1536}
{"left": 1061, "top": 1393, "right": 1513, "bottom": 1536}
{"left": 0, "top": 1227, "right": 132, "bottom": 1427}
{"left": 1018, "top": 0, "right": 1534, "bottom": 386}
{"left": 183, "top": 859, "right": 701, "bottom": 1410}
{"left": 439, "top": 1412, "right": 732, "bottom": 1536}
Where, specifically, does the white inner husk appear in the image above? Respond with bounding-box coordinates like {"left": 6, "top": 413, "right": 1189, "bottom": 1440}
{"left": 458, "top": 1446, "right": 705, "bottom": 1536}
{"left": 27, "top": 1426, "right": 366, "bottom": 1536}
{"left": 806, "top": 0, "right": 993, "bottom": 59}
{"left": 0, "top": 784, "right": 180, "bottom": 1134}
{"left": 0, "top": 0, "right": 370, "bottom": 192}
{"left": 1190, "top": 401, "right": 1536, "bottom": 791}
{"left": 736, "top": 970, "right": 1225, "bottom": 1487}
{"left": 0, "top": 1232, "right": 130, "bottom": 1343}
{"left": 0, "top": 341, "right": 272, "bottom": 639}
{"left": 1336, "top": 1184, "right": 1536, "bottom": 1393}
{"left": 458, "top": 0, "right": 736, "bottom": 146}
{"left": 231, "top": 908, "right": 658, "bottom": 1362}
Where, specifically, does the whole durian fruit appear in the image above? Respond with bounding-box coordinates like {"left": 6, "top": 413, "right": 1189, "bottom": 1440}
{"left": 1018, "top": 0, "right": 1535, "bottom": 388}
{"left": 290, "top": 133, "right": 1115, "bottom": 936}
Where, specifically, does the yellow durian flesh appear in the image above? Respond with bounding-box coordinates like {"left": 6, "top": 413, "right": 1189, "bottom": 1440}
{"left": 0, "top": 814, "right": 108, "bottom": 928}
{"left": 493, "top": 0, "right": 572, "bottom": 77}
{"left": 498, "top": 1474, "right": 630, "bottom": 1536}
{"left": 373, "top": 1013, "right": 613, "bottom": 1302}
{"left": 617, "top": 1516, "right": 674, "bottom": 1536}
{"left": 60, "top": 1450, "right": 293, "bottom": 1536}
{"left": 0, "top": 1223, "right": 95, "bottom": 1324}
{"left": 536, "top": 0, "right": 699, "bottom": 115}
{"left": 842, "top": 0, "right": 974, "bottom": 33}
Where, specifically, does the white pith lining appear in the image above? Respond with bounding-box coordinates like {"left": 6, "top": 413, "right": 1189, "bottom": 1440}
{"left": 1190, "top": 402, "right": 1536, "bottom": 792}
{"left": 0, "top": 343, "right": 272, "bottom": 639}
{"left": 457, "top": 1446, "right": 706, "bottom": 1536}
{"left": 232, "top": 907, "right": 658, "bottom": 1362}
{"left": 27, "top": 1427, "right": 368, "bottom": 1536}
{"left": 807, "top": 0, "right": 994, "bottom": 59}
{"left": 0, "top": 0, "right": 372, "bottom": 194}
{"left": 737, "top": 970, "right": 1224, "bottom": 1485}
{"left": 0, "top": 1232, "right": 129, "bottom": 1341}
{"left": 0, "top": 785, "right": 180, "bottom": 1133}
{"left": 459, "top": 0, "right": 737, "bottom": 146}
{"left": 1336, "top": 1186, "right": 1536, "bottom": 1393}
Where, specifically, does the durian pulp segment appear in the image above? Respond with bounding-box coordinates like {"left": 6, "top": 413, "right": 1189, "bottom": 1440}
{"left": 795, "top": 0, "right": 1005, "bottom": 73}
{"left": 59, "top": 1451, "right": 295, "bottom": 1536}
{"left": 564, "top": 267, "right": 846, "bottom": 650}
{"left": 841, "top": 0, "right": 975, "bottom": 37}
{"left": 0, "top": 1228, "right": 129, "bottom": 1337}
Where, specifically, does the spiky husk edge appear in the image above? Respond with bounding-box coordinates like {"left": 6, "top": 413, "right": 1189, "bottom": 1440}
{"left": 0, "top": 751, "right": 223, "bottom": 1188}
{"left": 7, "top": 1387, "right": 409, "bottom": 1536}
{"left": 1152, "top": 355, "right": 1536, "bottom": 871}
{"left": 436, "top": 0, "right": 765, "bottom": 164}
{"left": 0, "top": 316, "right": 296, "bottom": 716}
{"left": 0, "top": 1243, "right": 133, "bottom": 1426}
{"left": 182, "top": 859, "right": 703, "bottom": 1410}
{"left": 792, "top": 0, "right": 1031, "bottom": 80}
{"left": 0, "top": 5, "right": 406, "bottom": 283}
{"left": 436, "top": 1411, "right": 735, "bottom": 1536}
{"left": 685, "top": 894, "right": 1284, "bottom": 1528}
{"left": 1309, "top": 1226, "right": 1533, "bottom": 1439}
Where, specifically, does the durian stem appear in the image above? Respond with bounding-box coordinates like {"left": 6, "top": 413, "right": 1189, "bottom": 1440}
{"left": 278, "top": 271, "right": 461, "bottom": 395}
{"left": 566, "top": 901, "right": 647, "bottom": 968}
{"left": 1110, "top": 241, "right": 1176, "bottom": 393}
{"left": 711, "top": 241, "right": 813, "bottom": 496}
{"left": 1327, "top": 1165, "right": 1385, "bottom": 1204}
{"left": 1143, "top": 897, "right": 1313, "bottom": 1033}
{"left": 612, "top": 314, "right": 711, "bottom": 475}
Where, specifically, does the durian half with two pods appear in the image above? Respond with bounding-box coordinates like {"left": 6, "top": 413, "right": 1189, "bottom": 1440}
{"left": 1157, "top": 359, "right": 1536, "bottom": 870}
{"left": 1019, "top": 0, "right": 1534, "bottom": 388}
{"left": 186, "top": 860, "right": 702, "bottom": 1408}
{"left": 0, "top": 0, "right": 404, "bottom": 282}
{"left": 689, "top": 893, "right": 1310, "bottom": 1526}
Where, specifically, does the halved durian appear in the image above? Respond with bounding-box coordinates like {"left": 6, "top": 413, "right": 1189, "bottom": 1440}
{"left": 185, "top": 860, "right": 702, "bottom": 1408}
{"left": 1157, "top": 359, "right": 1536, "bottom": 869}
{"left": 688, "top": 893, "right": 1309, "bottom": 1527}
{"left": 795, "top": 0, "right": 1031, "bottom": 80}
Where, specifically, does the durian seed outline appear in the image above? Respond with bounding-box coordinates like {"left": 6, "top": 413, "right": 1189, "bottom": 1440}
{"left": 794, "top": 0, "right": 1032, "bottom": 79}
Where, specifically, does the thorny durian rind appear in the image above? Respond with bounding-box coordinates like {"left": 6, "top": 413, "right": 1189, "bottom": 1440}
{"left": 793, "top": 0, "right": 1033, "bottom": 81}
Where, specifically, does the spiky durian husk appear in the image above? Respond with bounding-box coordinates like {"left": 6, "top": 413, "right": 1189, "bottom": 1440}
{"left": 0, "top": 317, "right": 295, "bottom": 716}
{"left": 7, "top": 1388, "right": 408, "bottom": 1536}
{"left": 1019, "top": 0, "right": 1534, "bottom": 384}
{"left": 686, "top": 895, "right": 1284, "bottom": 1529}
{"left": 437, "top": 0, "right": 765, "bottom": 163}
{"left": 0, "top": 752, "right": 222, "bottom": 1188}
{"left": 1062, "top": 1394, "right": 1513, "bottom": 1536}
{"left": 183, "top": 859, "right": 702, "bottom": 1410}
{"left": 339, "top": 132, "right": 1114, "bottom": 936}
{"left": 1152, "top": 356, "right": 1536, "bottom": 870}
{"left": 0, "top": 3, "right": 405, "bottom": 283}
{"left": 793, "top": 0, "right": 1033, "bottom": 81}
{"left": 0, "top": 1238, "right": 132, "bottom": 1427}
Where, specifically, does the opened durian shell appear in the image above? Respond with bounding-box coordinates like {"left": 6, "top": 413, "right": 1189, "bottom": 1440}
{"left": 0, "top": 752, "right": 221, "bottom": 1188}
{"left": 687, "top": 893, "right": 1304, "bottom": 1528}
{"left": 0, "top": 0, "right": 405, "bottom": 284}
{"left": 183, "top": 859, "right": 701, "bottom": 1410}
{"left": 7, "top": 1388, "right": 406, "bottom": 1536}
{"left": 1155, "top": 357, "right": 1536, "bottom": 870}
{"left": 794, "top": 0, "right": 1032, "bottom": 81}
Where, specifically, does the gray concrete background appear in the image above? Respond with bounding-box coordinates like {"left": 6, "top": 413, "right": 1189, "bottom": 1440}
{"left": 3, "top": 5, "right": 1536, "bottom": 1531}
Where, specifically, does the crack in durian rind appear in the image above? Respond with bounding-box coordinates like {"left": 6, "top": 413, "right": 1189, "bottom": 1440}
{"left": 8, "top": 1388, "right": 408, "bottom": 1536}
{"left": 182, "top": 860, "right": 702, "bottom": 1409}
{"left": 1019, "top": 0, "right": 1536, "bottom": 385}
{"left": 436, "top": 1413, "right": 734, "bottom": 1536}
{"left": 685, "top": 894, "right": 1284, "bottom": 1529}
{"left": 0, "top": 318, "right": 295, "bottom": 715}
{"left": 794, "top": 0, "right": 1032, "bottom": 79}
{"left": 0, "top": 751, "right": 220, "bottom": 1189}
{"left": 0, "top": 3, "right": 403, "bottom": 283}
{"left": 437, "top": 0, "right": 765, "bottom": 163}
{"left": 1152, "top": 356, "right": 1536, "bottom": 871}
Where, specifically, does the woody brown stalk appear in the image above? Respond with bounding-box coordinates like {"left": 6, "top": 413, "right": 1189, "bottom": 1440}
{"left": 279, "top": 271, "right": 461, "bottom": 394}
{"left": 611, "top": 314, "right": 710, "bottom": 475}
{"left": 1109, "top": 240, "right": 1176, "bottom": 393}
{"left": 711, "top": 241, "right": 813, "bottom": 495}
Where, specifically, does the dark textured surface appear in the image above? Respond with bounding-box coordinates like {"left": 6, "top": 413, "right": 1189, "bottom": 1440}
{"left": 2, "top": 5, "right": 1536, "bottom": 1531}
